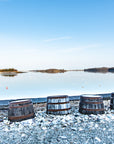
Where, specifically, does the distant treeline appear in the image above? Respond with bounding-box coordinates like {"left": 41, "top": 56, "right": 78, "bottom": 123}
{"left": 84, "top": 67, "right": 114, "bottom": 73}
{"left": 31, "top": 69, "right": 67, "bottom": 73}
{"left": 0, "top": 68, "right": 25, "bottom": 77}
{"left": 0, "top": 67, "right": 114, "bottom": 75}
{"left": 0, "top": 68, "right": 18, "bottom": 72}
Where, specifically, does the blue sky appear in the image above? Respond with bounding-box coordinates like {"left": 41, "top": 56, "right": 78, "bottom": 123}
{"left": 0, "top": 0, "right": 114, "bottom": 70}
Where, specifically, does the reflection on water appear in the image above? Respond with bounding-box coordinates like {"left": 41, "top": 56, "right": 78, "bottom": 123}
{"left": 1, "top": 72, "right": 17, "bottom": 77}
{"left": 0, "top": 71, "right": 114, "bottom": 100}
{"left": 84, "top": 71, "right": 114, "bottom": 74}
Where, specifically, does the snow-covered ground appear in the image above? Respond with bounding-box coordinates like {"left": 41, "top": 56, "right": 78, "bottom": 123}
{"left": 0, "top": 101, "right": 114, "bottom": 144}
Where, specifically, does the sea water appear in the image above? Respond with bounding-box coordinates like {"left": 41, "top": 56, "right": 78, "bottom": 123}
{"left": 0, "top": 71, "right": 113, "bottom": 100}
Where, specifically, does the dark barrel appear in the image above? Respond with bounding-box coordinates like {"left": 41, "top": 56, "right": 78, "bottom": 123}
{"left": 110, "top": 93, "right": 114, "bottom": 109}
{"left": 46, "top": 95, "right": 71, "bottom": 115}
{"left": 79, "top": 95, "right": 104, "bottom": 114}
{"left": 8, "top": 99, "right": 35, "bottom": 122}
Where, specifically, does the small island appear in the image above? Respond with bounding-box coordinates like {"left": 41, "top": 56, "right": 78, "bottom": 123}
{"left": 30, "top": 69, "right": 67, "bottom": 73}
{"left": 0, "top": 67, "right": 114, "bottom": 76}
{"left": 0, "top": 68, "right": 23, "bottom": 73}
{"left": 0, "top": 68, "right": 26, "bottom": 77}
{"left": 84, "top": 67, "right": 114, "bottom": 73}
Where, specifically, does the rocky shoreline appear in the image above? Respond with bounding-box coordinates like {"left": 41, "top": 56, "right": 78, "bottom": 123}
{"left": 0, "top": 100, "right": 114, "bottom": 144}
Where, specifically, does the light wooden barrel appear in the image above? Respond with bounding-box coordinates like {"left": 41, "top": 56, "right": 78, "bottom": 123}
{"left": 46, "top": 95, "right": 71, "bottom": 115}
{"left": 8, "top": 99, "right": 35, "bottom": 122}
{"left": 110, "top": 93, "right": 114, "bottom": 109}
{"left": 79, "top": 95, "right": 104, "bottom": 114}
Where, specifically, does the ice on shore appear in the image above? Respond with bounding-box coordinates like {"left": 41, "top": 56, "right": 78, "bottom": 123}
{"left": 0, "top": 104, "right": 114, "bottom": 144}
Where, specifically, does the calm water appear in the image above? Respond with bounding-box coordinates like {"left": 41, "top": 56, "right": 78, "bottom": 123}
{"left": 0, "top": 71, "right": 114, "bottom": 100}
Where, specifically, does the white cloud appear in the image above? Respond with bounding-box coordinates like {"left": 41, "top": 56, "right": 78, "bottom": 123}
{"left": 54, "top": 44, "right": 103, "bottom": 53}
{"left": 0, "top": 34, "right": 112, "bottom": 70}
{"left": 44, "top": 36, "right": 72, "bottom": 42}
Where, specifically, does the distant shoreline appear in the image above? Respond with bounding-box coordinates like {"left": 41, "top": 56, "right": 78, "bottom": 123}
{"left": 0, "top": 67, "right": 114, "bottom": 76}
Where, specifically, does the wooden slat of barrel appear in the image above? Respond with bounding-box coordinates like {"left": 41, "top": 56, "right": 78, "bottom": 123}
{"left": 79, "top": 95, "right": 104, "bottom": 114}
{"left": 47, "top": 95, "right": 71, "bottom": 115}
{"left": 8, "top": 99, "right": 35, "bottom": 122}
{"left": 110, "top": 93, "right": 114, "bottom": 109}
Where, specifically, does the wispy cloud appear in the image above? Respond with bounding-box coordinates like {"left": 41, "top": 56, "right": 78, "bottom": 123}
{"left": 44, "top": 36, "right": 72, "bottom": 42}
{"left": 57, "top": 44, "right": 103, "bottom": 53}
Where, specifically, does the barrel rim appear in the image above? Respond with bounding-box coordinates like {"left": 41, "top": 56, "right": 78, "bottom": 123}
{"left": 9, "top": 103, "right": 33, "bottom": 109}
{"left": 9, "top": 99, "right": 31, "bottom": 104}
{"left": 47, "top": 95, "right": 68, "bottom": 99}
{"left": 81, "top": 96, "right": 102, "bottom": 99}
{"left": 82, "top": 94, "right": 102, "bottom": 98}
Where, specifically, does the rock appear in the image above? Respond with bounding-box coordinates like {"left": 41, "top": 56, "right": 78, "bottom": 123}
{"left": 95, "top": 137, "right": 101, "bottom": 142}
{"left": 0, "top": 100, "right": 114, "bottom": 144}
{"left": 59, "top": 136, "right": 67, "bottom": 140}
{"left": 71, "top": 127, "right": 77, "bottom": 131}
{"left": 0, "top": 119, "right": 3, "bottom": 122}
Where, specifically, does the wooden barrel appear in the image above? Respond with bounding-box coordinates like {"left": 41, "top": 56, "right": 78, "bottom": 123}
{"left": 79, "top": 95, "right": 104, "bottom": 114}
{"left": 8, "top": 99, "right": 35, "bottom": 122}
{"left": 46, "top": 95, "right": 71, "bottom": 115}
{"left": 110, "top": 93, "right": 114, "bottom": 109}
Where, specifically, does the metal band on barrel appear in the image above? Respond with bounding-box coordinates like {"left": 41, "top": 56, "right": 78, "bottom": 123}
{"left": 80, "top": 101, "right": 103, "bottom": 104}
{"left": 8, "top": 113, "right": 34, "bottom": 120}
